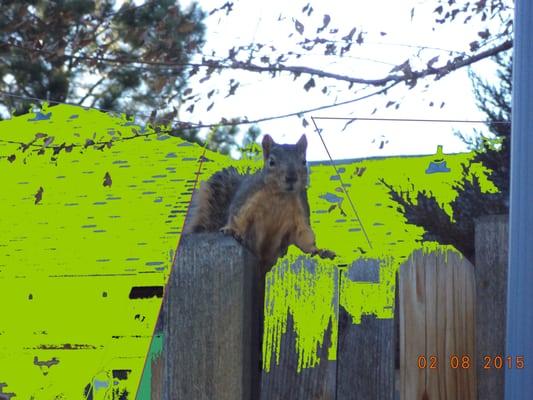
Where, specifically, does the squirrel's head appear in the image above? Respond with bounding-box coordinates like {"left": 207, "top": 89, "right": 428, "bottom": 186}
{"left": 261, "top": 134, "right": 308, "bottom": 193}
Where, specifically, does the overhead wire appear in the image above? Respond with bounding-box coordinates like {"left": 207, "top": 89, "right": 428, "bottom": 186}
{"left": 311, "top": 116, "right": 373, "bottom": 249}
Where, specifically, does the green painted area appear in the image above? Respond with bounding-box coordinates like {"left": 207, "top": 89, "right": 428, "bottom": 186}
{"left": 263, "top": 255, "right": 338, "bottom": 372}
{"left": 136, "top": 334, "right": 163, "bottom": 400}
{"left": 0, "top": 104, "right": 202, "bottom": 399}
{"left": 0, "top": 104, "right": 497, "bottom": 397}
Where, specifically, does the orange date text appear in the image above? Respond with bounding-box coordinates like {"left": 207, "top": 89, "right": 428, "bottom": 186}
{"left": 416, "top": 355, "right": 525, "bottom": 369}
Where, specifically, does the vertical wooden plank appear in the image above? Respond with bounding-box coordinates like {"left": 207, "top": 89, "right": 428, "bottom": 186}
{"left": 394, "top": 271, "right": 401, "bottom": 400}
{"left": 475, "top": 215, "right": 508, "bottom": 400}
{"left": 425, "top": 249, "right": 440, "bottom": 399}
{"left": 163, "top": 233, "right": 261, "bottom": 400}
{"left": 400, "top": 250, "right": 427, "bottom": 400}
{"left": 435, "top": 251, "right": 448, "bottom": 399}
{"left": 260, "top": 314, "right": 336, "bottom": 400}
{"left": 444, "top": 250, "right": 457, "bottom": 399}
{"left": 337, "top": 259, "right": 395, "bottom": 400}
{"left": 445, "top": 251, "right": 477, "bottom": 400}
{"left": 400, "top": 249, "right": 476, "bottom": 400}
{"left": 464, "top": 251, "right": 477, "bottom": 400}
{"left": 260, "top": 257, "right": 336, "bottom": 400}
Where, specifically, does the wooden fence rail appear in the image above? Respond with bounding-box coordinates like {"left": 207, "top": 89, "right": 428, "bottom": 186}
{"left": 147, "top": 214, "right": 509, "bottom": 400}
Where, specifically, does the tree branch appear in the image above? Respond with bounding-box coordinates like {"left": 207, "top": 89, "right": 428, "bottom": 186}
{"left": 4, "top": 39, "right": 513, "bottom": 88}
{"left": 77, "top": 76, "right": 106, "bottom": 105}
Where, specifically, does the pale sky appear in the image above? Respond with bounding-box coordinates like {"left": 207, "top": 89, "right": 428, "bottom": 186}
{"left": 180, "top": 0, "right": 507, "bottom": 161}
{"left": 1, "top": 1, "right": 508, "bottom": 161}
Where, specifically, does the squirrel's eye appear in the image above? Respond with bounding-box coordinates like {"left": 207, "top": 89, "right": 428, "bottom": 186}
{"left": 302, "top": 160, "right": 307, "bottom": 166}
{"left": 269, "top": 158, "right": 275, "bottom": 167}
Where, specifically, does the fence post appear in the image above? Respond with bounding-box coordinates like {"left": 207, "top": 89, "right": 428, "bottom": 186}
{"left": 474, "top": 214, "right": 508, "bottom": 399}
{"left": 337, "top": 259, "right": 395, "bottom": 400}
{"left": 399, "top": 249, "right": 476, "bottom": 400}
{"left": 259, "top": 257, "right": 336, "bottom": 400}
{"left": 163, "top": 233, "right": 261, "bottom": 400}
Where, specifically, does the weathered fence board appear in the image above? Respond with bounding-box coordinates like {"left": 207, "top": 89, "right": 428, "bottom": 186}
{"left": 337, "top": 259, "right": 395, "bottom": 400}
{"left": 156, "top": 229, "right": 507, "bottom": 399}
{"left": 400, "top": 250, "right": 426, "bottom": 400}
{"left": 474, "top": 214, "right": 508, "bottom": 400}
{"left": 260, "top": 313, "right": 336, "bottom": 400}
{"left": 260, "top": 258, "right": 395, "bottom": 400}
{"left": 399, "top": 249, "right": 476, "bottom": 400}
{"left": 260, "top": 257, "right": 336, "bottom": 400}
{"left": 337, "top": 311, "right": 395, "bottom": 400}
{"left": 163, "top": 233, "right": 261, "bottom": 400}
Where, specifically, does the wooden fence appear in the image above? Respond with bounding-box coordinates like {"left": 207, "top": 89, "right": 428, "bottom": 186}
{"left": 148, "top": 215, "right": 508, "bottom": 399}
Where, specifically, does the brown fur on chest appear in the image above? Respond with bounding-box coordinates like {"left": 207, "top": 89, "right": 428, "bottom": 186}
{"left": 233, "top": 189, "right": 305, "bottom": 262}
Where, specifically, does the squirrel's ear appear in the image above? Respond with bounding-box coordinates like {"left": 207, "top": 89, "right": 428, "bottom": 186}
{"left": 262, "top": 134, "right": 274, "bottom": 158}
{"left": 296, "top": 134, "right": 307, "bottom": 153}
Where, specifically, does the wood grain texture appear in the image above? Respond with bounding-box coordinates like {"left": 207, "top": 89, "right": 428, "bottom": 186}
{"left": 400, "top": 249, "right": 476, "bottom": 400}
{"left": 474, "top": 215, "right": 508, "bottom": 400}
{"left": 260, "top": 258, "right": 336, "bottom": 400}
{"left": 163, "top": 233, "right": 261, "bottom": 400}
{"left": 337, "top": 311, "right": 395, "bottom": 400}
{"left": 337, "top": 259, "right": 395, "bottom": 400}
{"left": 260, "top": 313, "right": 336, "bottom": 400}
{"left": 260, "top": 258, "right": 395, "bottom": 400}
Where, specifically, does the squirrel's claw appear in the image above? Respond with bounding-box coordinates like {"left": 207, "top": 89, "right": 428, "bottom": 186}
{"left": 316, "top": 248, "right": 336, "bottom": 260}
{"left": 219, "top": 226, "right": 231, "bottom": 235}
{"left": 220, "top": 226, "right": 244, "bottom": 244}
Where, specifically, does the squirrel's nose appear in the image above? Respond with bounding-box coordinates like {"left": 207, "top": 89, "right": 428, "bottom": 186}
{"left": 285, "top": 174, "right": 297, "bottom": 184}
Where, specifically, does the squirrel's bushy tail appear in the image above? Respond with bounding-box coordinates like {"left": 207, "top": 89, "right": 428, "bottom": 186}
{"left": 185, "top": 167, "right": 244, "bottom": 232}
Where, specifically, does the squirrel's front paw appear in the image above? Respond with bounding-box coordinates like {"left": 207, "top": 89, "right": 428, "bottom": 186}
{"left": 219, "top": 225, "right": 232, "bottom": 235}
{"left": 220, "top": 226, "right": 244, "bottom": 243}
{"left": 316, "top": 248, "right": 336, "bottom": 260}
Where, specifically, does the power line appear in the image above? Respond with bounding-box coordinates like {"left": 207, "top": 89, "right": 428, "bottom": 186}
{"left": 363, "top": 41, "right": 466, "bottom": 55}
{"left": 0, "top": 82, "right": 404, "bottom": 130}
{"left": 0, "top": 88, "right": 511, "bottom": 129}
{"left": 311, "top": 116, "right": 373, "bottom": 249}
{"left": 312, "top": 116, "right": 511, "bottom": 125}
